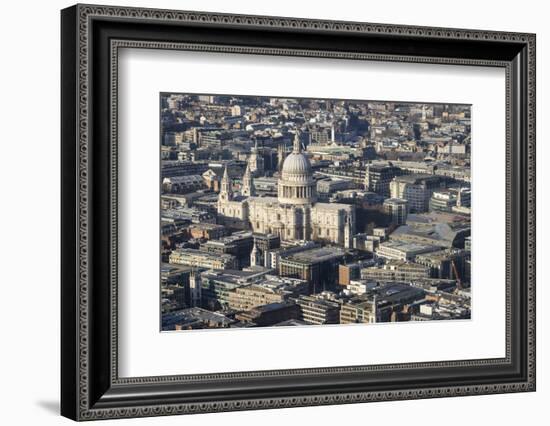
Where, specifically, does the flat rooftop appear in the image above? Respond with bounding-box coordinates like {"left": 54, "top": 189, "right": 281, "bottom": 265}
{"left": 384, "top": 197, "right": 408, "bottom": 204}
{"left": 284, "top": 246, "right": 345, "bottom": 263}
{"left": 172, "top": 248, "right": 235, "bottom": 260}
{"left": 162, "top": 307, "right": 232, "bottom": 328}
{"left": 393, "top": 173, "right": 440, "bottom": 184}
{"left": 161, "top": 263, "right": 193, "bottom": 274}
{"left": 378, "top": 240, "right": 440, "bottom": 253}
{"left": 205, "top": 231, "right": 253, "bottom": 245}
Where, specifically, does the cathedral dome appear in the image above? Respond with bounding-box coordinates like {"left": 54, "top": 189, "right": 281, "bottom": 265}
{"left": 277, "top": 132, "right": 317, "bottom": 205}
{"left": 281, "top": 152, "right": 312, "bottom": 182}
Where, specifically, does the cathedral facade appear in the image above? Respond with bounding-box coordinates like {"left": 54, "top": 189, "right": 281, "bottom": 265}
{"left": 217, "top": 134, "right": 355, "bottom": 247}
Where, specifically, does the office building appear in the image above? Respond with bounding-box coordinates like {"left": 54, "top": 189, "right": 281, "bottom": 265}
{"left": 361, "top": 261, "right": 431, "bottom": 281}
{"left": 199, "top": 268, "right": 272, "bottom": 309}
{"left": 251, "top": 233, "right": 281, "bottom": 267}
{"left": 383, "top": 198, "right": 409, "bottom": 225}
{"left": 390, "top": 174, "right": 445, "bottom": 212}
{"left": 429, "top": 189, "right": 457, "bottom": 212}
{"left": 364, "top": 163, "right": 402, "bottom": 197}
{"left": 169, "top": 248, "right": 237, "bottom": 270}
{"left": 390, "top": 212, "right": 470, "bottom": 249}
{"left": 340, "top": 297, "right": 377, "bottom": 324}
{"left": 415, "top": 249, "right": 467, "bottom": 281}
{"left": 200, "top": 231, "right": 254, "bottom": 268}
{"left": 226, "top": 275, "right": 308, "bottom": 311}
{"left": 375, "top": 241, "right": 441, "bottom": 261}
{"left": 162, "top": 175, "right": 205, "bottom": 194}
{"left": 294, "top": 294, "right": 341, "bottom": 325}
{"left": 235, "top": 302, "right": 300, "bottom": 326}
{"left": 162, "top": 307, "right": 233, "bottom": 330}
{"left": 338, "top": 263, "right": 362, "bottom": 286}
{"left": 187, "top": 223, "right": 228, "bottom": 240}
{"left": 279, "top": 246, "right": 345, "bottom": 293}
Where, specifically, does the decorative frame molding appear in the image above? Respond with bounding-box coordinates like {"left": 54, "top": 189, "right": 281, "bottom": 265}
{"left": 61, "top": 4, "right": 536, "bottom": 421}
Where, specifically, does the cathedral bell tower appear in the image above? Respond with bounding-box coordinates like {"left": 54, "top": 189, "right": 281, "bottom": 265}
{"left": 219, "top": 165, "right": 233, "bottom": 203}
{"left": 241, "top": 163, "right": 255, "bottom": 197}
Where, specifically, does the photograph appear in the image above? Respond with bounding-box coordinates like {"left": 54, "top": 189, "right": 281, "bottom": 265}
{"left": 160, "top": 94, "right": 472, "bottom": 331}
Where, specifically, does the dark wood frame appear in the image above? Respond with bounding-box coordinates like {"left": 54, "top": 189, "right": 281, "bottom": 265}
{"left": 61, "top": 4, "right": 536, "bottom": 421}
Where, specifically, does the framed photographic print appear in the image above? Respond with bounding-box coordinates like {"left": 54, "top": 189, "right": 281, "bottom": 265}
{"left": 61, "top": 4, "right": 536, "bottom": 421}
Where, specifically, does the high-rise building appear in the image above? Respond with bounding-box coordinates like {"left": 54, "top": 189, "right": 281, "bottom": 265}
{"left": 383, "top": 198, "right": 409, "bottom": 225}
{"left": 456, "top": 187, "right": 471, "bottom": 207}
{"left": 390, "top": 174, "right": 445, "bottom": 212}
{"left": 338, "top": 263, "right": 362, "bottom": 286}
{"left": 279, "top": 246, "right": 345, "bottom": 293}
{"left": 200, "top": 231, "right": 254, "bottom": 269}
{"left": 251, "top": 233, "right": 281, "bottom": 267}
{"left": 364, "top": 163, "right": 402, "bottom": 197}
{"left": 429, "top": 190, "right": 457, "bottom": 212}
{"left": 188, "top": 270, "right": 202, "bottom": 308}
{"left": 161, "top": 263, "right": 193, "bottom": 311}
{"left": 308, "top": 128, "right": 331, "bottom": 145}
{"left": 294, "top": 295, "right": 341, "bottom": 325}
{"left": 199, "top": 268, "right": 272, "bottom": 309}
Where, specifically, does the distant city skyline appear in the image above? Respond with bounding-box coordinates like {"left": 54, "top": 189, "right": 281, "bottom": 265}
{"left": 160, "top": 93, "right": 471, "bottom": 331}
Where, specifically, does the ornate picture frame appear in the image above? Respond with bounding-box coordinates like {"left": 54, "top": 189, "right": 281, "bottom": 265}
{"left": 61, "top": 4, "right": 536, "bottom": 421}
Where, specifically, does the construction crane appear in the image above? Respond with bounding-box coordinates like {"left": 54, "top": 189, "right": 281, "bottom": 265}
{"left": 451, "top": 259, "right": 463, "bottom": 292}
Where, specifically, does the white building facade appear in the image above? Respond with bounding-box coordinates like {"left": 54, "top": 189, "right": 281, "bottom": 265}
{"left": 218, "top": 133, "right": 355, "bottom": 247}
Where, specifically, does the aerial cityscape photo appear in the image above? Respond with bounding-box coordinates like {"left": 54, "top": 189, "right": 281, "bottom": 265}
{"left": 160, "top": 93, "right": 472, "bottom": 331}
